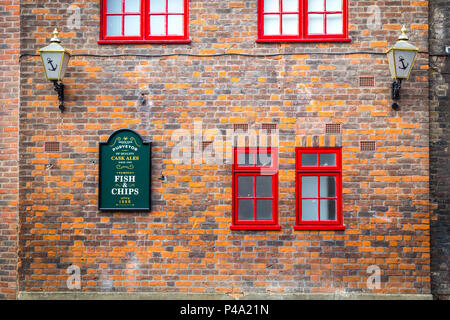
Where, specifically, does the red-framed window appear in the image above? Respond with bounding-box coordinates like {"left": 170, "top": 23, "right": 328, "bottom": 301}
{"left": 231, "top": 147, "right": 280, "bottom": 230}
{"left": 258, "top": 0, "right": 350, "bottom": 42}
{"left": 99, "top": 0, "right": 190, "bottom": 43}
{"left": 295, "top": 147, "right": 345, "bottom": 230}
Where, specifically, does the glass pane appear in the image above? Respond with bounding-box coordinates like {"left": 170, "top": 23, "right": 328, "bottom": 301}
{"left": 238, "top": 199, "right": 254, "bottom": 220}
{"left": 301, "top": 153, "right": 317, "bottom": 166}
{"left": 107, "top": 16, "right": 122, "bottom": 36}
{"left": 257, "top": 152, "right": 272, "bottom": 166}
{"left": 125, "top": 0, "right": 140, "bottom": 12}
{"left": 150, "top": 0, "right": 166, "bottom": 13}
{"left": 326, "top": 14, "right": 342, "bottom": 34}
{"left": 326, "top": 0, "right": 342, "bottom": 11}
{"left": 302, "top": 199, "right": 319, "bottom": 220}
{"left": 308, "top": 0, "right": 324, "bottom": 11}
{"left": 320, "top": 199, "right": 336, "bottom": 220}
{"left": 150, "top": 15, "right": 165, "bottom": 35}
{"left": 257, "top": 200, "right": 273, "bottom": 220}
{"left": 264, "top": 14, "right": 280, "bottom": 35}
{"left": 320, "top": 176, "right": 336, "bottom": 197}
{"left": 320, "top": 153, "right": 336, "bottom": 166}
{"left": 168, "top": 15, "right": 183, "bottom": 35}
{"left": 256, "top": 176, "right": 272, "bottom": 197}
{"left": 264, "top": 0, "right": 279, "bottom": 12}
{"left": 308, "top": 14, "right": 324, "bottom": 34}
{"left": 283, "top": 0, "right": 298, "bottom": 11}
{"left": 302, "top": 176, "right": 318, "bottom": 197}
{"left": 238, "top": 176, "right": 254, "bottom": 197}
{"left": 282, "top": 14, "right": 298, "bottom": 35}
{"left": 168, "top": 0, "right": 184, "bottom": 13}
{"left": 107, "top": 0, "right": 122, "bottom": 13}
{"left": 237, "top": 153, "right": 255, "bottom": 166}
{"left": 124, "top": 15, "right": 140, "bottom": 35}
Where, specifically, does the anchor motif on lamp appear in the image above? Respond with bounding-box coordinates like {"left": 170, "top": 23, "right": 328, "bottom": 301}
{"left": 46, "top": 58, "right": 58, "bottom": 71}
{"left": 398, "top": 56, "right": 409, "bottom": 70}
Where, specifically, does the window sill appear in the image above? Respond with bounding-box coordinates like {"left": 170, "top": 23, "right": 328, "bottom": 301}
{"left": 231, "top": 225, "right": 281, "bottom": 231}
{"left": 98, "top": 39, "right": 191, "bottom": 44}
{"left": 256, "top": 38, "right": 351, "bottom": 43}
{"left": 294, "top": 224, "right": 345, "bottom": 231}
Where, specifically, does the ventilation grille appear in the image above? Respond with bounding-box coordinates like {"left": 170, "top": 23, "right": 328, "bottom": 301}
{"left": 233, "top": 124, "right": 249, "bottom": 132}
{"left": 44, "top": 142, "right": 60, "bottom": 152}
{"left": 201, "top": 141, "right": 213, "bottom": 151}
{"left": 360, "top": 141, "right": 376, "bottom": 151}
{"left": 359, "top": 76, "right": 375, "bottom": 87}
{"left": 325, "top": 123, "right": 342, "bottom": 134}
{"left": 261, "top": 123, "right": 277, "bottom": 133}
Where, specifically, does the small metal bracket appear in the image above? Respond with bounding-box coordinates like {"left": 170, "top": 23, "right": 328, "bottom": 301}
{"left": 52, "top": 80, "right": 65, "bottom": 113}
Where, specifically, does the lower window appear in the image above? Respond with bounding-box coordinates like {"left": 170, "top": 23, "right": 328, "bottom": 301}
{"left": 295, "top": 147, "right": 344, "bottom": 230}
{"left": 231, "top": 147, "right": 280, "bottom": 230}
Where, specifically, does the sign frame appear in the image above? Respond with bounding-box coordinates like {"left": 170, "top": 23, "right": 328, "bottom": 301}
{"left": 98, "top": 129, "right": 152, "bottom": 211}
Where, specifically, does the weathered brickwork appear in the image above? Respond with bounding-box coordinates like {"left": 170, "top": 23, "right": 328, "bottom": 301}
{"left": 429, "top": 0, "right": 450, "bottom": 301}
{"left": 12, "top": 0, "right": 433, "bottom": 297}
{"left": 0, "top": 1, "right": 20, "bottom": 300}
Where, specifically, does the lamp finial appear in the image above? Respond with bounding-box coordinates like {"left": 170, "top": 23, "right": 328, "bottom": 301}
{"left": 398, "top": 25, "right": 409, "bottom": 41}
{"left": 50, "top": 28, "right": 61, "bottom": 43}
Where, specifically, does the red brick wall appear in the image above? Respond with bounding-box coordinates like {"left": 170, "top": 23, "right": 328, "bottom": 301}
{"left": 0, "top": 0, "right": 20, "bottom": 300}
{"left": 18, "top": 0, "right": 431, "bottom": 296}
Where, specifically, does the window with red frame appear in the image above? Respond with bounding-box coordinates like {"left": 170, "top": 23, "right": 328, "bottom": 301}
{"left": 258, "top": 0, "right": 349, "bottom": 42}
{"left": 295, "top": 147, "right": 345, "bottom": 230}
{"left": 232, "top": 147, "right": 280, "bottom": 230}
{"left": 100, "top": 0, "right": 189, "bottom": 43}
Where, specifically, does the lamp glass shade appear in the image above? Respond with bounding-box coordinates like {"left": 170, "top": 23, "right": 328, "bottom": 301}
{"left": 386, "top": 40, "right": 418, "bottom": 80}
{"left": 39, "top": 42, "right": 71, "bottom": 81}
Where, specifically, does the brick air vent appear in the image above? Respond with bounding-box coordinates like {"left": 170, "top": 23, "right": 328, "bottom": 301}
{"left": 233, "top": 124, "right": 249, "bottom": 132}
{"left": 360, "top": 141, "right": 376, "bottom": 152}
{"left": 44, "top": 142, "right": 60, "bottom": 152}
{"left": 201, "top": 141, "right": 213, "bottom": 151}
{"left": 359, "top": 76, "right": 375, "bottom": 87}
{"left": 325, "top": 123, "right": 342, "bottom": 134}
{"left": 261, "top": 123, "right": 278, "bottom": 133}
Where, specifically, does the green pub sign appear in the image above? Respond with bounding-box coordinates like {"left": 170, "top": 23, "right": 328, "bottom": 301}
{"left": 99, "top": 129, "right": 151, "bottom": 210}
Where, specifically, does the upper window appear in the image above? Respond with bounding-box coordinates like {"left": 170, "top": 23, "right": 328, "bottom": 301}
{"left": 231, "top": 147, "right": 280, "bottom": 230}
{"left": 295, "top": 147, "right": 345, "bottom": 230}
{"left": 258, "top": 0, "right": 350, "bottom": 42}
{"left": 100, "top": 0, "right": 189, "bottom": 43}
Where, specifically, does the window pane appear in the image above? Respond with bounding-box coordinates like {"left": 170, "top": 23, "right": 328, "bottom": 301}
{"left": 308, "top": 14, "right": 324, "bottom": 33}
{"left": 238, "top": 199, "right": 254, "bottom": 220}
{"left": 283, "top": 0, "right": 298, "bottom": 11}
{"left": 264, "top": 14, "right": 280, "bottom": 35}
{"left": 107, "top": 0, "right": 122, "bottom": 13}
{"left": 320, "top": 199, "right": 336, "bottom": 220}
{"left": 308, "top": 0, "right": 324, "bottom": 11}
{"left": 302, "top": 199, "right": 319, "bottom": 220}
{"left": 238, "top": 176, "right": 254, "bottom": 197}
{"left": 326, "top": 14, "right": 343, "bottom": 34}
{"left": 150, "top": 0, "right": 166, "bottom": 13}
{"left": 124, "top": 15, "right": 140, "bottom": 35}
{"left": 256, "top": 176, "right": 272, "bottom": 197}
{"left": 320, "top": 153, "right": 336, "bottom": 166}
{"left": 282, "top": 14, "right": 298, "bottom": 35}
{"left": 168, "top": 0, "right": 184, "bottom": 13}
{"left": 150, "top": 15, "right": 165, "bottom": 35}
{"left": 257, "top": 152, "right": 272, "bottom": 166}
{"left": 257, "top": 199, "right": 273, "bottom": 220}
{"left": 264, "top": 0, "right": 279, "bottom": 12}
{"left": 107, "top": 16, "right": 122, "bottom": 36}
{"left": 320, "top": 176, "right": 336, "bottom": 197}
{"left": 302, "top": 176, "right": 318, "bottom": 197}
{"left": 301, "top": 153, "right": 317, "bottom": 166}
{"left": 125, "top": 0, "right": 140, "bottom": 12}
{"left": 237, "top": 153, "right": 255, "bottom": 166}
{"left": 168, "top": 15, "right": 183, "bottom": 35}
{"left": 326, "top": 0, "right": 342, "bottom": 11}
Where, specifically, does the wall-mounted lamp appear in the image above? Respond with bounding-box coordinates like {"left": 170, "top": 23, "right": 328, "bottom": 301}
{"left": 386, "top": 26, "right": 419, "bottom": 110}
{"left": 38, "top": 29, "right": 71, "bottom": 113}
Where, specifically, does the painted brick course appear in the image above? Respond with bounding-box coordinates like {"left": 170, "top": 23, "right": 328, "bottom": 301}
{"left": 1, "top": 0, "right": 436, "bottom": 297}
